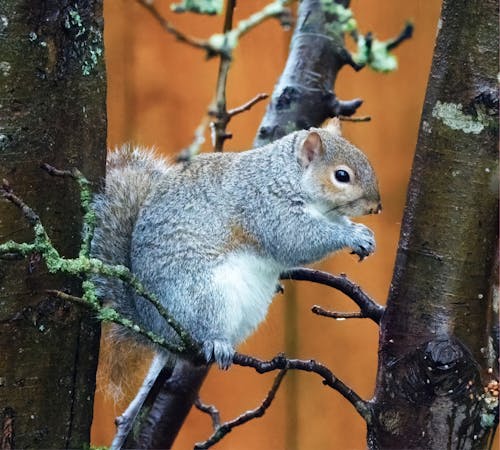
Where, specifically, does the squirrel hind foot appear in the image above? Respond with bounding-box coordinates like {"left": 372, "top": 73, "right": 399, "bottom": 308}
{"left": 202, "top": 339, "right": 235, "bottom": 370}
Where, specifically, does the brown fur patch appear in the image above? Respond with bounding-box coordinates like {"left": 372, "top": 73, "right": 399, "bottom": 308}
{"left": 223, "top": 222, "right": 261, "bottom": 253}
{"left": 96, "top": 323, "right": 154, "bottom": 404}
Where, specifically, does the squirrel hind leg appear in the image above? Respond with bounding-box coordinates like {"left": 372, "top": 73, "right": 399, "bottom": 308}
{"left": 202, "top": 339, "right": 235, "bottom": 370}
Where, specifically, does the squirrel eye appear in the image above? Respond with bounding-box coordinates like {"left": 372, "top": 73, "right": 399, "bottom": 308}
{"left": 334, "top": 169, "right": 350, "bottom": 183}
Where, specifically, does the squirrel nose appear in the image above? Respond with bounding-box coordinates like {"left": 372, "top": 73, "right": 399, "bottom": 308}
{"left": 369, "top": 203, "right": 382, "bottom": 214}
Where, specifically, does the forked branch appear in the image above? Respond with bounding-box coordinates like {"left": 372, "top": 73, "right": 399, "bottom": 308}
{"left": 194, "top": 369, "right": 287, "bottom": 449}
{"left": 281, "top": 268, "right": 384, "bottom": 324}
{"left": 233, "top": 352, "right": 371, "bottom": 422}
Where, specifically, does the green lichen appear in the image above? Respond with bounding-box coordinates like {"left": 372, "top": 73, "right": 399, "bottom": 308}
{"left": 353, "top": 34, "right": 397, "bottom": 73}
{"left": 64, "top": 5, "right": 103, "bottom": 76}
{"left": 320, "top": 0, "right": 357, "bottom": 34}
{"left": 80, "top": 28, "right": 103, "bottom": 76}
{"left": 0, "top": 241, "right": 37, "bottom": 255}
{"left": 65, "top": 7, "right": 84, "bottom": 34}
{"left": 82, "top": 280, "right": 99, "bottom": 307}
{"left": 207, "top": 0, "right": 287, "bottom": 54}
{"left": 171, "top": 0, "right": 223, "bottom": 15}
{"left": 431, "top": 101, "right": 490, "bottom": 134}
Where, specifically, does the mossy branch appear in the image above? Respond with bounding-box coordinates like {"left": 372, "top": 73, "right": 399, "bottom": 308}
{"left": 0, "top": 167, "right": 200, "bottom": 358}
{"left": 351, "top": 21, "right": 414, "bottom": 73}
{"left": 47, "top": 288, "right": 185, "bottom": 354}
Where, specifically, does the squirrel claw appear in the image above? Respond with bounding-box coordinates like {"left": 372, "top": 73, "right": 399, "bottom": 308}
{"left": 202, "top": 339, "right": 235, "bottom": 370}
{"left": 351, "top": 249, "right": 369, "bottom": 262}
{"left": 349, "top": 223, "right": 375, "bottom": 261}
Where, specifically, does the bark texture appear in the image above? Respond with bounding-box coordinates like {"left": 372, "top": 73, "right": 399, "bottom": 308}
{"left": 369, "top": 1, "right": 499, "bottom": 448}
{"left": 0, "top": 1, "right": 106, "bottom": 448}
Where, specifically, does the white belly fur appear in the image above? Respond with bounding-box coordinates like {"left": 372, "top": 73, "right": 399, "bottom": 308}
{"left": 211, "top": 251, "right": 282, "bottom": 345}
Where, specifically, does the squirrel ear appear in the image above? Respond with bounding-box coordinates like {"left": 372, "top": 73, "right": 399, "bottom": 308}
{"left": 323, "top": 117, "right": 342, "bottom": 136}
{"left": 299, "top": 131, "right": 324, "bottom": 167}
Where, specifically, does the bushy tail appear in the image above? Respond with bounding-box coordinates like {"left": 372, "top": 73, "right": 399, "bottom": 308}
{"left": 91, "top": 145, "right": 169, "bottom": 401}
{"left": 92, "top": 145, "right": 168, "bottom": 281}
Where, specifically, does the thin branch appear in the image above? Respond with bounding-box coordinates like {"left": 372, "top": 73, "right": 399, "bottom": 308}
{"left": 40, "top": 163, "right": 73, "bottom": 178}
{"left": 46, "top": 289, "right": 185, "bottom": 354}
{"left": 386, "top": 21, "right": 414, "bottom": 51}
{"left": 340, "top": 47, "right": 365, "bottom": 72}
{"left": 280, "top": 268, "right": 384, "bottom": 324}
{"left": 228, "top": 1, "right": 291, "bottom": 44}
{"left": 233, "top": 352, "right": 371, "bottom": 423}
{"left": 210, "top": 92, "right": 269, "bottom": 151}
{"left": 41, "top": 163, "right": 95, "bottom": 258}
{"left": 1, "top": 179, "right": 40, "bottom": 226}
{"left": 312, "top": 306, "right": 365, "bottom": 320}
{"left": 227, "top": 93, "right": 269, "bottom": 118}
{"left": 194, "top": 369, "right": 287, "bottom": 449}
{"left": 339, "top": 115, "right": 371, "bottom": 122}
{"left": 136, "top": 0, "right": 213, "bottom": 54}
{"left": 194, "top": 398, "right": 221, "bottom": 430}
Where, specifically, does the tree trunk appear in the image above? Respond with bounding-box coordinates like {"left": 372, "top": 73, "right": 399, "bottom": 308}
{"left": 0, "top": 1, "right": 106, "bottom": 448}
{"left": 369, "top": 0, "right": 499, "bottom": 448}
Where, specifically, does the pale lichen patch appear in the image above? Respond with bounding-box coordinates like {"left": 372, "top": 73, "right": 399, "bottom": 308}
{"left": 0, "top": 15, "right": 8, "bottom": 32}
{"left": 431, "top": 101, "right": 487, "bottom": 134}
{"left": 0, "top": 61, "right": 11, "bottom": 77}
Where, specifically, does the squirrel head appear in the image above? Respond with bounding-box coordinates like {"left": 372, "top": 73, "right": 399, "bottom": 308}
{"left": 298, "top": 118, "right": 382, "bottom": 218}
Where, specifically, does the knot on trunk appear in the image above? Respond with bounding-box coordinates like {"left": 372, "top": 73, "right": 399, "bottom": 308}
{"left": 387, "top": 337, "right": 480, "bottom": 405}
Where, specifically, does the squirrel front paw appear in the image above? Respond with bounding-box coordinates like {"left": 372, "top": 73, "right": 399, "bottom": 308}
{"left": 349, "top": 223, "right": 375, "bottom": 261}
{"left": 202, "top": 339, "right": 235, "bottom": 370}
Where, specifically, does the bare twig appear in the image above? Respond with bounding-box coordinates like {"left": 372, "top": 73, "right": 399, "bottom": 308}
{"left": 386, "top": 21, "right": 414, "bottom": 51}
{"left": 40, "top": 163, "right": 74, "bottom": 178}
{"left": 194, "top": 369, "right": 287, "bottom": 449}
{"left": 1, "top": 179, "right": 40, "bottom": 226}
{"left": 227, "top": 93, "right": 269, "bottom": 118}
{"left": 136, "top": 0, "right": 213, "bottom": 54}
{"left": 281, "top": 268, "right": 384, "bottom": 324}
{"left": 210, "top": 92, "right": 269, "bottom": 151}
{"left": 339, "top": 115, "right": 371, "bottom": 122}
{"left": 311, "top": 306, "right": 364, "bottom": 319}
{"left": 194, "top": 398, "right": 221, "bottom": 430}
{"left": 233, "top": 353, "right": 371, "bottom": 422}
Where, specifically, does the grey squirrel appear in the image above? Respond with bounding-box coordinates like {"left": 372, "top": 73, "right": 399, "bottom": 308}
{"left": 91, "top": 119, "right": 381, "bottom": 370}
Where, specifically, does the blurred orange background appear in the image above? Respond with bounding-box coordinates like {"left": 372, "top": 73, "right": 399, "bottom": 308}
{"left": 92, "top": 1, "right": 445, "bottom": 449}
